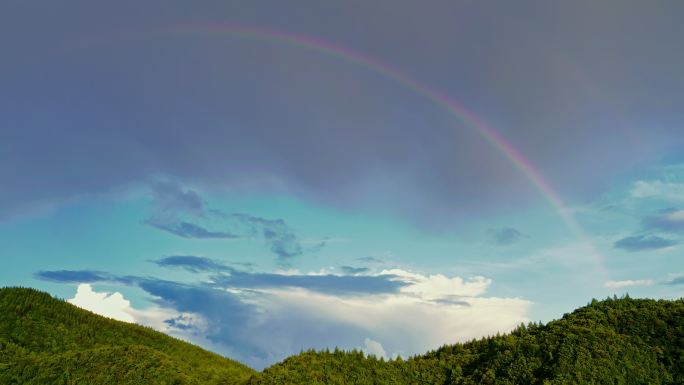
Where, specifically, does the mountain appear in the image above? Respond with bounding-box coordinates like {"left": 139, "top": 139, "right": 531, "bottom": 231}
{"left": 2, "top": 287, "right": 683, "bottom": 384}
{"left": 252, "top": 296, "right": 684, "bottom": 384}
{"left": 0, "top": 287, "right": 254, "bottom": 384}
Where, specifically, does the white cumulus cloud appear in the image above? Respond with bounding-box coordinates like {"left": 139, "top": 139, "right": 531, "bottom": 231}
{"left": 244, "top": 273, "right": 530, "bottom": 367}
{"left": 666, "top": 210, "right": 684, "bottom": 222}
{"left": 68, "top": 284, "right": 205, "bottom": 336}
{"left": 604, "top": 279, "right": 654, "bottom": 289}
{"left": 382, "top": 269, "right": 491, "bottom": 299}
{"left": 69, "top": 284, "right": 136, "bottom": 322}
{"left": 363, "top": 338, "right": 387, "bottom": 358}
{"left": 67, "top": 270, "right": 531, "bottom": 370}
{"left": 631, "top": 180, "right": 684, "bottom": 201}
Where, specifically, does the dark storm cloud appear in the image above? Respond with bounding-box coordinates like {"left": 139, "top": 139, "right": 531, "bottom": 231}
{"left": 35, "top": 270, "right": 116, "bottom": 283}
{"left": 154, "top": 255, "right": 233, "bottom": 273}
{"left": 163, "top": 315, "right": 196, "bottom": 331}
{"left": 147, "top": 220, "right": 240, "bottom": 239}
{"left": 662, "top": 275, "right": 684, "bottom": 285}
{"left": 211, "top": 270, "right": 405, "bottom": 296}
{"left": 489, "top": 227, "right": 525, "bottom": 246}
{"left": 135, "top": 277, "right": 371, "bottom": 367}
{"left": 39, "top": 257, "right": 407, "bottom": 298}
{"left": 153, "top": 255, "right": 405, "bottom": 295}
{"left": 34, "top": 266, "right": 403, "bottom": 366}
{"left": 145, "top": 182, "right": 240, "bottom": 239}
{"left": 340, "top": 266, "right": 370, "bottom": 275}
{"left": 613, "top": 234, "right": 678, "bottom": 251}
{"left": 357, "top": 256, "right": 385, "bottom": 264}
{"left": 32, "top": 271, "right": 282, "bottom": 363}
{"left": 33, "top": 269, "right": 263, "bottom": 359}
{"left": 231, "top": 214, "right": 305, "bottom": 261}
{"left": 150, "top": 181, "right": 205, "bottom": 218}
{"left": 643, "top": 209, "right": 684, "bottom": 233}
{"left": 146, "top": 183, "right": 313, "bottom": 263}
{"left": 135, "top": 278, "right": 257, "bottom": 351}
{"left": 2, "top": 1, "right": 684, "bottom": 224}
{"left": 433, "top": 298, "right": 471, "bottom": 307}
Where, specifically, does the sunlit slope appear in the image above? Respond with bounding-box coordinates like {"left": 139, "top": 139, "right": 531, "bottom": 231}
{"left": 253, "top": 296, "right": 684, "bottom": 384}
{"left": 0, "top": 287, "right": 255, "bottom": 385}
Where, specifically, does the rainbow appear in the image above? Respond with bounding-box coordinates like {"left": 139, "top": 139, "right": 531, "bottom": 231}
{"left": 177, "top": 26, "right": 587, "bottom": 229}
{"left": 80, "top": 23, "right": 605, "bottom": 275}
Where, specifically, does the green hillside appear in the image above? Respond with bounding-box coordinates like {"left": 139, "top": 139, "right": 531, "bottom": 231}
{"left": 2, "top": 287, "right": 684, "bottom": 384}
{"left": 0, "top": 287, "right": 255, "bottom": 384}
{"left": 253, "top": 296, "right": 684, "bottom": 384}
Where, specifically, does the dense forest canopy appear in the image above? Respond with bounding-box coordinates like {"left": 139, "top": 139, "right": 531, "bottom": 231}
{"left": 1, "top": 287, "right": 683, "bottom": 384}
{"left": 0, "top": 287, "right": 254, "bottom": 384}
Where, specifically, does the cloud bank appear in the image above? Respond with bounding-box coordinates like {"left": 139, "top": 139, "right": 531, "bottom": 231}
{"left": 644, "top": 209, "right": 684, "bottom": 234}
{"left": 145, "top": 183, "right": 319, "bottom": 264}
{"left": 44, "top": 262, "right": 530, "bottom": 369}
{"left": 489, "top": 227, "right": 525, "bottom": 246}
{"left": 613, "top": 234, "right": 677, "bottom": 251}
{"left": 603, "top": 280, "right": 654, "bottom": 289}
{"left": 4, "top": 1, "right": 684, "bottom": 226}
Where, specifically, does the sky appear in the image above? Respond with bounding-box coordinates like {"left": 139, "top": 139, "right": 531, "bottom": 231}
{"left": 2, "top": 0, "right": 684, "bottom": 369}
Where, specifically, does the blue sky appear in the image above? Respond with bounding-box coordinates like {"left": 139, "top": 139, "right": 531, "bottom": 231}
{"left": 2, "top": 0, "right": 684, "bottom": 369}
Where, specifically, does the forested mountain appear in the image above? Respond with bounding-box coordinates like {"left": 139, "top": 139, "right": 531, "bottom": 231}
{"left": 253, "top": 295, "right": 684, "bottom": 384}
{"left": 1, "top": 287, "right": 683, "bottom": 384}
{"left": 0, "top": 288, "right": 254, "bottom": 384}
